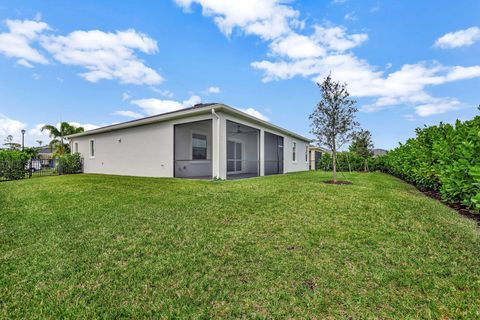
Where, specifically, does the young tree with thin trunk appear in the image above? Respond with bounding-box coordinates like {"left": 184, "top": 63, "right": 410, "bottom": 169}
{"left": 350, "top": 129, "right": 374, "bottom": 171}
{"left": 309, "top": 74, "right": 359, "bottom": 183}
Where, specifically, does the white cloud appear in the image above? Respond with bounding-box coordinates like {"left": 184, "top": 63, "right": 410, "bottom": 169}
{"left": 253, "top": 55, "right": 480, "bottom": 116}
{"left": 270, "top": 33, "right": 326, "bottom": 59}
{"left": 66, "top": 122, "right": 99, "bottom": 132}
{"left": 183, "top": 95, "right": 202, "bottom": 106}
{"left": 151, "top": 87, "right": 175, "bottom": 97}
{"left": 0, "top": 114, "right": 27, "bottom": 143}
{"left": 237, "top": 107, "right": 269, "bottom": 121}
{"left": 344, "top": 12, "right": 357, "bottom": 21}
{"left": 207, "top": 86, "right": 221, "bottom": 94}
{"left": 113, "top": 110, "right": 144, "bottom": 119}
{"left": 1, "top": 118, "right": 100, "bottom": 147}
{"left": 122, "top": 92, "right": 131, "bottom": 101}
{"left": 332, "top": 0, "right": 347, "bottom": 4}
{"left": 131, "top": 95, "right": 201, "bottom": 116}
{"left": 41, "top": 28, "right": 162, "bottom": 85}
{"left": 0, "top": 18, "right": 162, "bottom": 85}
{"left": 312, "top": 26, "right": 368, "bottom": 52}
{"left": 435, "top": 27, "right": 480, "bottom": 49}
{"left": 415, "top": 99, "right": 461, "bottom": 117}
{"left": 27, "top": 123, "right": 51, "bottom": 145}
{"left": 17, "top": 58, "right": 34, "bottom": 68}
{"left": 131, "top": 99, "right": 184, "bottom": 115}
{"left": 267, "top": 25, "right": 367, "bottom": 60}
{"left": 0, "top": 19, "right": 49, "bottom": 66}
{"left": 174, "top": 0, "right": 301, "bottom": 40}
{"left": 177, "top": 1, "right": 480, "bottom": 117}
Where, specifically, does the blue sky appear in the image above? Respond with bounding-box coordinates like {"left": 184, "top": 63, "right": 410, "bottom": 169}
{"left": 0, "top": 0, "right": 479, "bottom": 149}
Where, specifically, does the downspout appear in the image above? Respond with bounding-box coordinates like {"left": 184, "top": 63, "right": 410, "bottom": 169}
{"left": 211, "top": 108, "right": 220, "bottom": 179}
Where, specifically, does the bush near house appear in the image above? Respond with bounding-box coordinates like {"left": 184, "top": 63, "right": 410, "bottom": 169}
{"left": 381, "top": 116, "right": 480, "bottom": 211}
{"left": 57, "top": 152, "right": 83, "bottom": 174}
{"left": 0, "top": 150, "right": 28, "bottom": 180}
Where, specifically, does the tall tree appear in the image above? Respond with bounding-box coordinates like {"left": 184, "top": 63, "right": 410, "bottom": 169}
{"left": 310, "top": 74, "right": 359, "bottom": 183}
{"left": 3, "top": 135, "right": 21, "bottom": 150}
{"left": 350, "top": 129, "right": 374, "bottom": 171}
{"left": 41, "top": 122, "right": 84, "bottom": 156}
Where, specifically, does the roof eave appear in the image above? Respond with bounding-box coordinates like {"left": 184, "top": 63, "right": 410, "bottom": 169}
{"left": 66, "top": 103, "right": 311, "bottom": 142}
{"left": 66, "top": 104, "right": 217, "bottom": 138}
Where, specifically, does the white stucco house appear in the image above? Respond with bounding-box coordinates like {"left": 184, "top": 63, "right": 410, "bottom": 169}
{"left": 67, "top": 103, "right": 311, "bottom": 180}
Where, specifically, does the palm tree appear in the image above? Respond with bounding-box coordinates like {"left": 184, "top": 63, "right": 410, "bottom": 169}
{"left": 41, "top": 122, "right": 84, "bottom": 156}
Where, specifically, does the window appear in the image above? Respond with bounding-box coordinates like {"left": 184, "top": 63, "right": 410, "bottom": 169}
{"left": 74, "top": 142, "right": 79, "bottom": 153}
{"left": 192, "top": 133, "right": 207, "bottom": 160}
{"left": 89, "top": 140, "right": 95, "bottom": 158}
{"left": 305, "top": 146, "right": 308, "bottom": 162}
{"left": 292, "top": 142, "right": 296, "bottom": 162}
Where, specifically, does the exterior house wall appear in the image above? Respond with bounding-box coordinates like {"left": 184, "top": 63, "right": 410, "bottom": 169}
{"left": 70, "top": 107, "right": 309, "bottom": 179}
{"left": 71, "top": 114, "right": 213, "bottom": 177}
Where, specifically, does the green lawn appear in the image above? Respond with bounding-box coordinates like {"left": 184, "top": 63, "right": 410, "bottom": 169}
{"left": 1, "top": 172, "right": 479, "bottom": 319}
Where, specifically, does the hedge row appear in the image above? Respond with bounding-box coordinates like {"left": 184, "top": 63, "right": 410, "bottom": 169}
{"left": 317, "top": 152, "right": 387, "bottom": 172}
{"left": 0, "top": 151, "right": 83, "bottom": 180}
{"left": 381, "top": 116, "right": 480, "bottom": 211}
{"left": 0, "top": 150, "right": 29, "bottom": 180}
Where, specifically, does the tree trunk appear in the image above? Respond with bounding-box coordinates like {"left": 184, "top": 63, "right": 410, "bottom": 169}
{"left": 332, "top": 150, "right": 337, "bottom": 183}
{"left": 347, "top": 153, "right": 352, "bottom": 173}
{"left": 364, "top": 158, "right": 368, "bottom": 172}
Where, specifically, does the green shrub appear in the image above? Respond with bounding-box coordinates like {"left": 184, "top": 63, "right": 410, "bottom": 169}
{"left": 58, "top": 153, "right": 83, "bottom": 174}
{"left": 317, "top": 152, "right": 368, "bottom": 172}
{"left": 381, "top": 116, "right": 480, "bottom": 211}
{"left": 0, "top": 150, "right": 28, "bottom": 180}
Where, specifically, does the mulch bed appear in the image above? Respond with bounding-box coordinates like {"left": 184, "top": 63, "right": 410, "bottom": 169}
{"left": 323, "top": 180, "right": 352, "bottom": 185}
{"left": 417, "top": 188, "right": 480, "bottom": 224}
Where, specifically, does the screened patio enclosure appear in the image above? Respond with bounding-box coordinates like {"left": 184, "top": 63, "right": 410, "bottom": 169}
{"left": 264, "top": 131, "right": 284, "bottom": 175}
{"left": 226, "top": 120, "right": 260, "bottom": 179}
{"left": 174, "top": 120, "right": 212, "bottom": 178}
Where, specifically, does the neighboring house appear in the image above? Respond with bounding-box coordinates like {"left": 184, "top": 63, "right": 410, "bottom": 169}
{"left": 308, "top": 145, "right": 329, "bottom": 170}
{"left": 372, "top": 148, "right": 388, "bottom": 157}
{"left": 37, "top": 146, "right": 54, "bottom": 167}
{"left": 38, "top": 146, "right": 53, "bottom": 160}
{"left": 67, "top": 103, "right": 311, "bottom": 180}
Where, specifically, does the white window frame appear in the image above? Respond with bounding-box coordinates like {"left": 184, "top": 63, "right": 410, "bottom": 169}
{"left": 89, "top": 139, "right": 95, "bottom": 159}
{"left": 292, "top": 141, "right": 297, "bottom": 163}
{"left": 74, "top": 142, "right": 79, "bottom": 153}
{"left": 190, "top": 130, "right": 209, "bottom": 162}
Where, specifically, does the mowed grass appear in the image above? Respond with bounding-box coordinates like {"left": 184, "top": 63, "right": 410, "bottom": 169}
{"left": 1, "top": 172, "right": 479, "bottom": 319}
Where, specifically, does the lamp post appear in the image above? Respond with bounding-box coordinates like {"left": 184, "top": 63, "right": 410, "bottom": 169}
{"left": 21, "top": 129, "right": 26, "bottom": 151}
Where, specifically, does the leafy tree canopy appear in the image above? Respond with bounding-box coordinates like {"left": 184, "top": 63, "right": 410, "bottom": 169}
{"left": 310, "top": 74, "right": 359, "bottom": 182}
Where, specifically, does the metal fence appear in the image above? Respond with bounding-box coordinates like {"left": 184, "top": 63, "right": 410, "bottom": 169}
{"left": 0, "top": 158, "right": 83, "bottom": 182}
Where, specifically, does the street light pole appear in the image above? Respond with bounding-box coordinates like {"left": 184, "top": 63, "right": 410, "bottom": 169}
{"left": 21, "top": 129, "right": 26, "bottom": 151}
